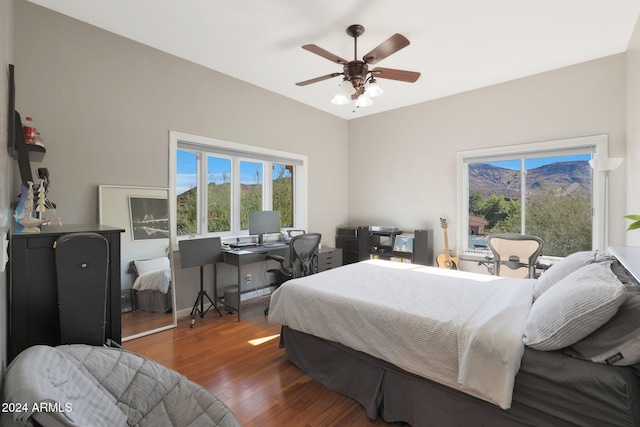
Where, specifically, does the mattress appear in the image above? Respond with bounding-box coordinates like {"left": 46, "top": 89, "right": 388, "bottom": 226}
{"left": 268, "top": 259, "right": 536, "bottom": 408}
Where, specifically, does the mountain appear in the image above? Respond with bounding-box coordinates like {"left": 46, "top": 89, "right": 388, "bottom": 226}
{"left": 469, "top": 161, "right": 592, "bottom": 198}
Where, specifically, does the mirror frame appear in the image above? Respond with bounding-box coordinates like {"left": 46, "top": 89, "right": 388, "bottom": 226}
{"left": 98, "top": 185, "right": 177, "bottom": 340}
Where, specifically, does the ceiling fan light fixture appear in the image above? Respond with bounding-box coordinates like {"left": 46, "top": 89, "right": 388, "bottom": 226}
{"left": 339, "top": 79, "right": 357, "bottom": 96}
{"left": 355, "top": 95, "right": 373, "bottom": 108}
{"left": 365, "top": 80, "right": 383, "bottom": 98}
{"left": 331, "top": 93, "right": 350, "bottom": 105}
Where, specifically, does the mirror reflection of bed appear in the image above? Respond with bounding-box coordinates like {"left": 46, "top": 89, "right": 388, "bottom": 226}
{"left": 121, "top": 256, "right": 174, "bottom": 338}
{"left": 98, "top": 185, "right": 177, "bottom": 342}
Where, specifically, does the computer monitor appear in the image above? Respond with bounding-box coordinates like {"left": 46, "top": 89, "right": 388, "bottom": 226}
{"left": 248, "top": 210, "right": 281, "bottom": 245}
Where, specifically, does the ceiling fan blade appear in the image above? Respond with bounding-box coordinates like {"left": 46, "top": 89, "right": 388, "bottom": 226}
{"left": 371, "top": 67, "right": 421, "bottom": 83}
{"left": 302, "top": 44, "right": 349, "bottom": 65}
{"left": 296, "top": 72, "right": 343, "bottom": 86}
{"left": 363, "top": 34, "right": 410, "bottom": 64}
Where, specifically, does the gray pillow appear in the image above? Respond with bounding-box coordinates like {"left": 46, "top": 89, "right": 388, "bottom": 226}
{"left": 523, "top": 262, "right": 628, "bottom": 351}
{"left": 533, "top": 250, "right": 597, "bottom": 299}
{"left": 565, "top": 293, "right": 640, "bottom": 366}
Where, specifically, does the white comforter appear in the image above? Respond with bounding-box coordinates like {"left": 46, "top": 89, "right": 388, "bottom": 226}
{"left": 132, "top": 268, "right": 171, "bottom": 293}
{"left": 268, "top": 259, "right": 535, "bottom": 409}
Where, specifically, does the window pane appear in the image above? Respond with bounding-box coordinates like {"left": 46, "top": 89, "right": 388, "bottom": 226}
{"left": 273, "top": 164, "right": 294, "bottom": 227}
{"left": 176, "top": 150, "right": 198, "bottom": 236}
{"left": 207, "top": 156, "right": 232, "bottom": 233}
{"left": 468, "top": 160, "right": 522, "bottom": 250}
{"left": 524, "top": 155, "right": 592, "bottom": 257}
{"left": 467, "top": 154, "right": 593, "bottom": 257}
{"left": 240, "top": 161, "right": 263, "bottom": 229}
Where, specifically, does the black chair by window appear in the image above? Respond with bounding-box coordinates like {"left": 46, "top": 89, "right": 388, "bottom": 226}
{"left": 487, "top": 233, "right": 544, "bottom": 279}
{"left": 264, "top": 232, "right": 322, "bottom": 315}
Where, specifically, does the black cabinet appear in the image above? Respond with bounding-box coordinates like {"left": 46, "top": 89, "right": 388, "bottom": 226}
{"left": 335, "top": 226, "right": 368, "bottom": 264}
{"left": 8, "top": 224, "right": 124, "bottom": 362}
{"left": 336, "top": 226, "right": 434, "bottom": 266}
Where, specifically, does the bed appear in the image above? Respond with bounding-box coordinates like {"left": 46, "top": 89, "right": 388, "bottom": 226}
{"left": 268, "top": 255, "right": 640, "bottom": 426}
{"left": 130, "top": 257, "right": 173, "bottom": 313}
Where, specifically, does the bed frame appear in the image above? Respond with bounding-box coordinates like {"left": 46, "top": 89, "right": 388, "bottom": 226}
{"left": 281, "top": 326, "right": 640, "bottom": 427}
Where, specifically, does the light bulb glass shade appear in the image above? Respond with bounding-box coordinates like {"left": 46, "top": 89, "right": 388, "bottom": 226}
{"left": 339, "top": 79, "right": 356, "bottom": 96}
{"left": 355, "top": 95, "right": 373, "bottom": 107}
{"left": 331, "top": 93, "right": 350, "bottom": 105}
{"left": 365, "top": 81, "right": 383, "bottom": 98}
{"left": 589, "top": 157, "right": 624, "bottom": 172}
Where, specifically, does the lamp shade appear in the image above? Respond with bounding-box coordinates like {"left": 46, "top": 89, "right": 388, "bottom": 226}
{"left": 589, "top": 157, "right": 624, "bottom": 172}
{"left": 331, "top": 94, "right": 350, "bottom": 105}
{"left": 365, "top": 81, "right": 383, "bottom": 98}
{"left": 339, "top": 79, "right": 356, "bottom": 96}
{"left": 355, "top": 95, "right": 373, "bottom": 107}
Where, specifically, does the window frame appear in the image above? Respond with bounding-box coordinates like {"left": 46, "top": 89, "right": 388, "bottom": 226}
{"left": 456, "top": 134, "right": 609, "bottom": 257}
{"left": 169, "top": 131, "right": 307, "bottom": 248}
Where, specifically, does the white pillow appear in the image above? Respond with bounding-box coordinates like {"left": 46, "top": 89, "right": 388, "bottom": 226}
{"left": 523, "top": 262, "right": 628, "bottom": 351}
{"left": 134, "top": 256, "right": 170, "bottom": 275}
{"left": 533, "top": 251, "right": 596, "bottom": 299}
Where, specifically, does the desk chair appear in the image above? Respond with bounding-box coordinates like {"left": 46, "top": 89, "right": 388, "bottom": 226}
{"left": 487, "top": 233, "right": 544, "bottom": 278}
{"left": 264, "top": 233, "right": 322, "bottom": 315}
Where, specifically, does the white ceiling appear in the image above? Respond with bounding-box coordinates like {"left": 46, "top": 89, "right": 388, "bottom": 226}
{"left": 26, "top": 0, "right": 640, "bottom": 120}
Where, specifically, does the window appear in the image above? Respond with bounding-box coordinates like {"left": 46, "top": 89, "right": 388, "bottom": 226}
{"left": 170, "top": 131, "right": 307, "bottom": 243}
{"left": 457, "top": 135, "right": 610, "bottom": 258}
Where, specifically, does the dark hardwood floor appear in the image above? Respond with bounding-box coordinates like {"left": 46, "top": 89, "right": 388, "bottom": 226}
{"left": 121, "top": 310, "right": 174, "bottom": 338}
{"left": 124, "top": 298, "right": 395, "bottom": 426}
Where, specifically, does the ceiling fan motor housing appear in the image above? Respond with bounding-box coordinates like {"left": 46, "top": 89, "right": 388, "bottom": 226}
{"left": 345, "top": 61, "right": 369, "bottom": 88}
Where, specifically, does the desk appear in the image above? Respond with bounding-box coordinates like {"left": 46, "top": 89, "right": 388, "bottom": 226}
{"left": 218, "top": 245, "right": 342, "bottom": 321}
{"left": 218, "top": 244, "right": 287, "bottom": 322}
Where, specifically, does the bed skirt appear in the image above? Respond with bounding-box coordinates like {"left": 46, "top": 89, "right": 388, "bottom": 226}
{"left": 281, "top": 326, "right": 640, "bottom": 427}
{"left": 134, "top": 286, "right": 172, "bottom": 313}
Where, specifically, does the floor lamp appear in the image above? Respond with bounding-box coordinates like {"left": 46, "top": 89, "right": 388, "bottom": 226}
{"left": 178, "top": 237, "right": 224, "bottom": 327}
{"left": 590, "top": 157, "right": 623, "bottom": 252}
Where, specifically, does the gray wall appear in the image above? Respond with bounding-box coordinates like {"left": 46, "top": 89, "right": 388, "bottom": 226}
{"left": 13, "top": 1, "right": 349, "bottom": 312}
{"left": 348, "top": 54, "right": 629, "bottom": 258}
{"left": 6, "top": 0, "right": 640, "bottom": 328}
{"left": 626, "top": 14, "right": 640, "bottom": 247}
{"left": 1, "top": 0, "right": 15, "bottom": 371}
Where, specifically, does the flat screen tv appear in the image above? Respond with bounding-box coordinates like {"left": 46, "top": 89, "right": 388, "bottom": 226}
{"left": 248, "top": 211, "right": 281, "bottom": 245}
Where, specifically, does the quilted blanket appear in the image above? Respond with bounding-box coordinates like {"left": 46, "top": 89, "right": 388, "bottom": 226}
{"left": 268, "top": 259, "right": 536, "bottom": 409}
{"left": 1, "top": 345, "right": 240, "bottom": 427}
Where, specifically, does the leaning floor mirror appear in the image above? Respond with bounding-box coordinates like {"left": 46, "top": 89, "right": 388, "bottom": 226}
{"left": 98, "top": 185, "right": 176, "bottom": 340}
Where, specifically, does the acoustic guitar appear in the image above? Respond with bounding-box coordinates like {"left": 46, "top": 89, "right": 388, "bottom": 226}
{"left": 436, "top": 218, "right": 459, "bottom": 270}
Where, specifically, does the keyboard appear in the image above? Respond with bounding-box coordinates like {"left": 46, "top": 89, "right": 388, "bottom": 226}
{"left": 229, "top": 242, "right": 256, "bottom": 248}
{"left": 263, "top": 242, "right": 286, "bottom": 248}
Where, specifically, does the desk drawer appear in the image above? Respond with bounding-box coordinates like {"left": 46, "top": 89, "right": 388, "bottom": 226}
{"left": 318, "top": 248, "right": 342, "bottom": 272}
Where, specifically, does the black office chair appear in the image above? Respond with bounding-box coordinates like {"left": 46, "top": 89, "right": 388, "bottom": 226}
{"left": 487, "top": 233, "right": 544, "bottom": 278}
{"left": 264, "top": 233, "right": 322, "bottom": 315}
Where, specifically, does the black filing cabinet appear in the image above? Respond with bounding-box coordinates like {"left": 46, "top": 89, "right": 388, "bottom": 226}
{"left": 335, "top": 226, "right": 368, "bottom": 265}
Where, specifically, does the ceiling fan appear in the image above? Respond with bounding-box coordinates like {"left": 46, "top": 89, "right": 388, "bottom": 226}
{"left": 296, "top": 24, "right": 421, "bottom": 107}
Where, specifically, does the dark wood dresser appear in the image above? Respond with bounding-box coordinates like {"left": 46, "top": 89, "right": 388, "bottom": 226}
{"left": 8, "top": 224, "right": 124, "bottom": 362}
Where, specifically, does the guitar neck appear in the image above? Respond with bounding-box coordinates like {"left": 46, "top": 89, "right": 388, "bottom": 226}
{"left": 443, "top": 229, "right": 451, "bottom": 261}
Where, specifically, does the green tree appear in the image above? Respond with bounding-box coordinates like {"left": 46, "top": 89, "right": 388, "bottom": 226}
{"left": 481, "top": 194, "right": 521, "bottom": 232}
{"left": 526, "top": 184, "right": 591, "bottom": 256}
{"left": 273, "top": 165, "right": 293, "bottom": 227}
{"left": 469, "top": 189, "right": 484, "bottom": 217}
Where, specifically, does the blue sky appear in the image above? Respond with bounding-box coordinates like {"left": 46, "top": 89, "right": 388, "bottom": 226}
{"left": 486, "top": 154, "right": 591, "bottom": 170}
{"left": 176, "top": 150, "right": 291, "bottom": 195}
